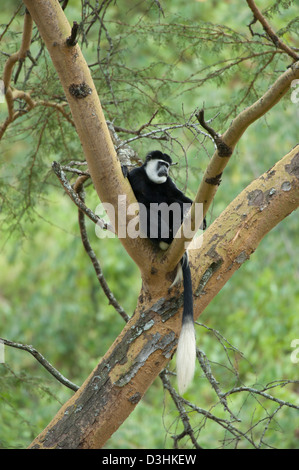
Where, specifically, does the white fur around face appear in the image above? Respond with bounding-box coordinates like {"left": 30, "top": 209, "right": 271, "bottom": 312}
{"left": 145, "top": 160, "right": 168, "bottom": 184}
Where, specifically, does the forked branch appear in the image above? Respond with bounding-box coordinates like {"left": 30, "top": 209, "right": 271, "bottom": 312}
{"left": 246, "top": 0, "right": 299, "bottom": 61}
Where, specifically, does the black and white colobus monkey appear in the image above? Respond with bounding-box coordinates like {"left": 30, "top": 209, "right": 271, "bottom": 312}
{"left": 123, "top": 150, "right": 206, "bottom": 393}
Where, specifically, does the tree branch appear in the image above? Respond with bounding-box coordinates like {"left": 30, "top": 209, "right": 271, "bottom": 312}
{"left": 246, "top": 0, "right": 299, "bottom": 61}
{"left": 0, "top": 95, "right": 75, "bottom": 140}
{"left": 0, "top": 337, "right": 79, "bottom": 392}
{"left": 52, "top": 161, "right": 114, "bottom": 232}
{"left": 196, "top": 349, "right": 239, "bottom": 421}
{"left": 3, "top": 10, "right": 33, "bottom": 95}
{"left": 0, "top": 9, "right": 33, "bottom": 135}
{"left": 159, "top": 370, "right": 203, "bottom": 449}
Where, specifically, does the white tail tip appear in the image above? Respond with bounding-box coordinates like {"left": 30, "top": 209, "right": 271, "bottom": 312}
{"left": 176, "top": 320, "right": 196, "bottom": 394}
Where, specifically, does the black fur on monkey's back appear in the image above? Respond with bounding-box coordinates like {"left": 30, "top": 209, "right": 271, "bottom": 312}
{"left": 124, "top": 150, "right": 206, "bottom": 393}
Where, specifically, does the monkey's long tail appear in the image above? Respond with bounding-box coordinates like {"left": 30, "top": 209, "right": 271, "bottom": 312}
{"left": 176, "top": 253, "right": 196, "bottom": 394}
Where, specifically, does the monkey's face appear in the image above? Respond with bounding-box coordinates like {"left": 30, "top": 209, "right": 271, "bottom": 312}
{"left": 145, "top": 159, "right": 170, "bottom": 184}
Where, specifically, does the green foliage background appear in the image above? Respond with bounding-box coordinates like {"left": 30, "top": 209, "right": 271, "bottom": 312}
{"left": 0, "top": 0, "right": 298, "bottom": 449}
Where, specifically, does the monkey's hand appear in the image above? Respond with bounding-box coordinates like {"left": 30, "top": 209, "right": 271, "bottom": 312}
{"left": 121, "top": 164, "right": 129, "bottom": 179}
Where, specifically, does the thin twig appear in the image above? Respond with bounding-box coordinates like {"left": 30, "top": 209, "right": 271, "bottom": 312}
{"left": 195, "top": 108, "right": 232, "bottom": 158}
{"left": 3, "top": 10, "right": 33, "bottom": 121}
{"left": 75, "top": 181, "right": 130, "bottom": 323}
{"left": 51, "top": 161, "right": 114, "bottom": 232}
{"left": 160, "top": 370, "right": 202, "bottom": 449}
{"left": 135, "top": 109, "right": 159, "bottom": 134}
{"left": 246, "top": 0, "right": 299, "bottom": 61}
{"left": 116, "top": 122, "right": 214, "bottom": 149}
{"left": 196, "top": 349, "right": 240, "bottom": 421}
{"left": 168, "top": 376, "right": 258, "bottom": 448}
{"left": 258, "top": 405, "right": 282, "bottom": 449}
{"left": 223, "top": 384, "right": 299, "bottom": 411}
{"left": 0, "top": 3, "right": 23, "bottom": 42}
{"left": 0, "top": 337, "right": 79, "bottom": 392}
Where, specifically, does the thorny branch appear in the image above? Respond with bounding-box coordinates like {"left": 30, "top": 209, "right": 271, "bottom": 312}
{"left": 196, "top": 349, "right": 239, "bottom": 421}
{"left": 224, "top": 384, "right": 299, "bottom": 412}
{"left": 115, "top": 117, "right": 217, "bottom": 151}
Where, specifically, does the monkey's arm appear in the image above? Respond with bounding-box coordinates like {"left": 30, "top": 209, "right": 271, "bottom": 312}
{"left": 121, "top": 164, "right": 129, "bottom": 179}
{"left": 123, "top": 166, "right": 149, "bottom": 206}
{"left": 167, "top": 179, "right": 207, "bottom": 230}
{"left": 167, "top": 178, "right": 193, "bottom": 204}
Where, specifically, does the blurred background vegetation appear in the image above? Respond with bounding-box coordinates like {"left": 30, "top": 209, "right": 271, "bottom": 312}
{"left": 0, "top": 0, "right": 298, "bottom": 449}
